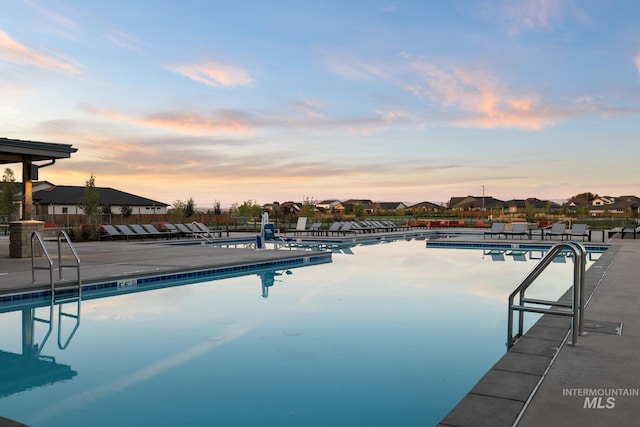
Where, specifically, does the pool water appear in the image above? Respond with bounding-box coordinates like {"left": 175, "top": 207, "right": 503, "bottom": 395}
{"left": 0, "top": 239, "right": 599, "bottom": 426}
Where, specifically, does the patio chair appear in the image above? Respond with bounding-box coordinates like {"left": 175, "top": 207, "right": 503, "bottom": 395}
{"left": 173, "top": 223, "right": 197, "bottom": 237}
{"left": 307, "top": 222, "right": 323, "bottom": 235}
{"left": 143, "top": 223, "right": 175, "bottom": 239}
{"left": 621, "top": 225, "right": 640, "bottom": 239}
{"left": 565, "top": 223, "right": 589, "bottom": 241}
{"left": 327, "top": 222, "right": 344, "bottom": 235}
{"left": 293, "top": 217, "right": 308, "bottom": 235}
{"left": 129, "top": 224, "right": 154, "bottom": 239}
{"left": 115, "top": 224, "right": 140, "bottom": 240}
{"left": 163, "top": 223, "right": 187, "bottom": 237}
{"left": 504, "top": 223, "right": 528, "bottom": 240}
{"left": 484, "top": 223, "right": 505, "bottom": 239}
{"left": 192, "top": 222, "right": 221, "bottom": 238}
{"left": 100, "top": 224, "right": 124, "bottom": 240}
{"left": 545, "top": 223, "right": 567, "bottom": 240}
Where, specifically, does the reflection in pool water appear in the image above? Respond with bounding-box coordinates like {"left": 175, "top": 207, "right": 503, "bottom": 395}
{"left": 0, "top": 239, "right": 600, "bottom": 426}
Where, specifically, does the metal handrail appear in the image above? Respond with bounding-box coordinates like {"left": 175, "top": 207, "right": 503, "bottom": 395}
{"left": 507, "top": 242, "right": 586, "bottom": 349}
{"left": 31, "top": 231, "right": 54, "bottom": 294}
{"left": 57, "top": 230, "right": 82, "bottom": 298}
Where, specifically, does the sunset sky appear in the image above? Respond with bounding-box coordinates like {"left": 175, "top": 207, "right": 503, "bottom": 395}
{"left": 1, "top": 0, "right": 639, "bottom": 208}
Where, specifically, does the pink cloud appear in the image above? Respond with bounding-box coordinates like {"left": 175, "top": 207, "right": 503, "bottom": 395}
{"left": 405, "top": 61, "right": 554, "bottom": 129}
{"left": 166, "top": 61, "right": 254, "bottom": 87}
{"left": 635, "top": 54, "right": 640, "bottom": 75}
{"left": 0, "top": 29, "right": 81, "bottom": 74}
{"left": 81, "top": 104, "right": 253, "bottom": 136}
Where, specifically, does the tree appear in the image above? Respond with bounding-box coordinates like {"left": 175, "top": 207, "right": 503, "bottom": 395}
{"left": 213, "top": 200, "right": 222, "bottom": 215}
{"left": 185, "top": 197, "right": 195, "bottom": 218}
{"left": 0, "top": 168, "right": 18, "bottom": 221}
{"left": 524, "top": 200, "right": 536, "bottom": 222}
{"left": 353, "top": 203, "right": 365, "bottom": 218}
{"left": 236, "top": 200, "right": 263, "bottom": 217}
{"left": 120, "top": 206, "right": 133, "bottom": 217}
{"left": 78, "top": 174, "right": 100, "bottom": 220}
{"left": 171, "top": 200, "right": 187, "bottom": 219}
{"left": 301, "top": 196, "right": 316, "bottom": 217}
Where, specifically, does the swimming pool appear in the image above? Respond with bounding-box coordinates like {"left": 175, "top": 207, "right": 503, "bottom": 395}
{"left": 0, "top": 239, "right": 600, "bottom": 426}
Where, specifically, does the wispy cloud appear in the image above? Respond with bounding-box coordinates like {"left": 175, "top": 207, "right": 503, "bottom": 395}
{"left": 327, "top": 50, "right": 634, "bottom": 130}
{"left": 166, "top": 61, "right": 254, "bottom": 87}
{"left": 501, "top": 0, "right": 581, "bottom": 35}
{"left": 106, "top": 29, "right": 144, "bottom": 51}
{"left": 404, "top": 59, "right": 555, "bottom": 129}
{"left": 324, "top": 52, "right": 398, "bottom": 80}
{"left": 290, "top": 97, "right": 325, "bottom": 118}
{"left": 80, "top": 103, "right": 254, "bottom": 136}
{"left": 0, "top": 29, "right": 82, "bottom": 74}
{"left": 635, "top": 53, "right": 640, "bottom": 75}
{"left": 22, "top": 0, "right": 83, "bottom": 41}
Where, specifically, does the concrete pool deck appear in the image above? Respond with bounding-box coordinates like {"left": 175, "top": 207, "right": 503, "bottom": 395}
{"left": 0, "top": 230, "right": 639, "bottom": 426}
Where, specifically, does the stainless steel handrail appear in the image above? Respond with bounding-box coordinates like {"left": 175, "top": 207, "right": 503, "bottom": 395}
{"left": 57, "top": 230, "right": 82, "bottom": 298}
{"left": 507, "top": 241, "right": 586, "bottom": 349}
{"left": 31, "top": 231, "right": 54, "bottom": 294}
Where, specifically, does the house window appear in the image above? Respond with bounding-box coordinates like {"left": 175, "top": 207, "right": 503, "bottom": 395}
{"left": 62, "top": 207, "right": 68, "bottom": 214}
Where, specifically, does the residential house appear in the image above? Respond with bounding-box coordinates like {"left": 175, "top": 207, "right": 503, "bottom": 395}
{"left": 279, "top": 201, "right": 302, "bottom": 216}
{"left": 406, "top": 201, "right": 443, "bottom": 212}
{"left": 589, "top": 196, "right": 640, "bottom": 216}
{"left": 363, "top": 202, "right": 406, "bottom": 214}
{"left": 592, "top": 196, "right": 616, "bottom": 207}
{"left": 448, "top": 196, "right": 504, "bottom": 211}
{"left": 341, "top": 199, "right": 372, "bottom": 214}
{"left": 30, "top": 184, "right": 169, "bottom": 216}
{"left": 503, "top": 198, "right": 560, "bottom": 214}
{"left": 315, "top": 199, "right": 344, "bottom": 215}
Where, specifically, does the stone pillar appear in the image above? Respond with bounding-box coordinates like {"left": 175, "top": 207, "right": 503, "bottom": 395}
{"left": 9, "top": 220, "right": 45, "bottom": 258}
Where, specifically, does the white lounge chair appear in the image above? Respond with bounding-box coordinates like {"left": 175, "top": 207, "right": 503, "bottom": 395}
{"left": 565, "top": 223, "right": 589, "bottom": 241}
{"left": 545, "top": 223, "right": 567, "bottom": 240}
{"left": 504, "top": 223, "right": 528, "bottom": 240}
{"left": 484, "top": 223, "right": 505, "bottom": 239}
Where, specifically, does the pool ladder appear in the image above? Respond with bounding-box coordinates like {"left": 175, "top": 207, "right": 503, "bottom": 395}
{"left": 507, "top": 242, "right": 586, "bottom": 349}
{"left": 31, "top": 230, "right": 82, "bottom": 355}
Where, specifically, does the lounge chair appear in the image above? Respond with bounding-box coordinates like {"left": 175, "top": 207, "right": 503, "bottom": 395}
{"left": 174, "top": 223, "right": 197, "bottom": 237}
{"left": 100, "top": 224, "right": 124, "bottom": 240}
{"left": 609, "top": 224, "right": 640, "bottom": 239}
{"left": 129, "top": 224, "right": 154, "bottom": 239}
{"left": 565, "top": 223, "right": 589, "bottom": 241}
{"left": 484, "top": 223, "right": 505, "bottom": 239}
{"left": 348, "top": 222, "right": 367, "bottom": 234}
{"left": 327, "top": 222, "right": 345, "bottom": 235}
{"left": 504, "top": 223, "right": 528, "bottom": 240}
{"left": 143, "top": 223, "right": 176, "bottom": 239}
{"left": 192, "top": 222, "right": 221, "bottom": 238}
{"left": 293, "top": 217, "right": 308, "bottom": 235}
{"left": 545, "top": 223, "right": 567, "bottom": 240}
{"left": 307, "top": 222, "right": 323, "bottom": 235}
{"left": 115, "top": 224, "right": 140, "bottom": 240}
{"left": 163, "top": 223, "right": 185, "bottom": 237}
{"left": 382, "top": 220, "right": 399, "bottom": 231}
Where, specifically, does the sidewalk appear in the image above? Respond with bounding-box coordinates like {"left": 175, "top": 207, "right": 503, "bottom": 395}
{"left": 517, "top": 238, "right": 640, "bottom": 426}
{"left": 440, "top": 237, "right": 640, "bottom": 426}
